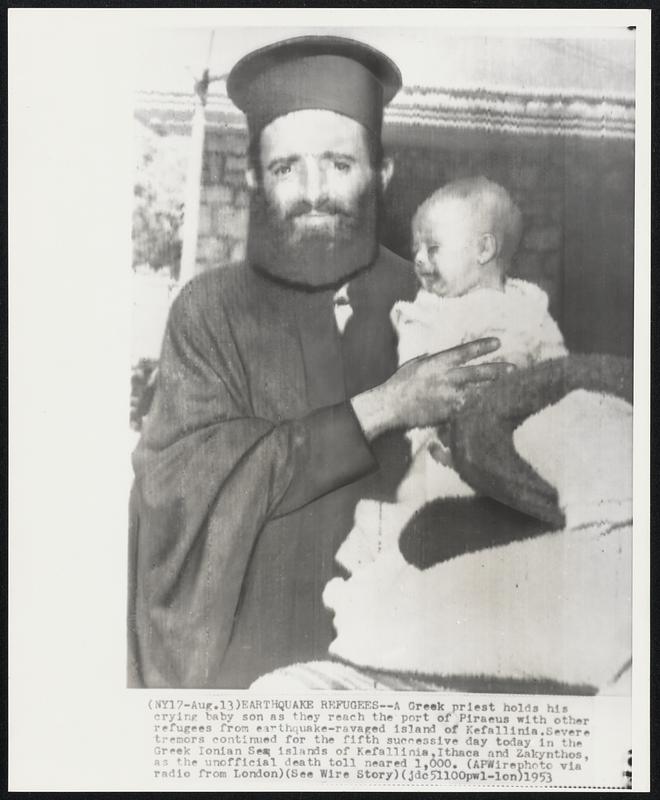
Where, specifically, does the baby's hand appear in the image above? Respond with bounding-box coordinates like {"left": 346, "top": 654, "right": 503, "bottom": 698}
{"left": 429, "top": 438, "right": 453, "bottom": 467}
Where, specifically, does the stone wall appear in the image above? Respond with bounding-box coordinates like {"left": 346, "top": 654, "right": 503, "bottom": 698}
{"left": 198, "top": 129, "right": 250, "bottom": 271}
{"left": 198, "top": 127, "right": 634, "bottom": 356}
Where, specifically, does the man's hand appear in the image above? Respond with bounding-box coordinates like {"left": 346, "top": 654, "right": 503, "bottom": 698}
{"left": 351, "top": 338, "right": 515, "bottom": 441}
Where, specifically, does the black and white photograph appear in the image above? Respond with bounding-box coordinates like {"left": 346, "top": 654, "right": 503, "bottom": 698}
{"left": 129, "top": 23, "right": 636, "bottom": 694}
{"left": 9, "top": 8, "right": 650, "bottom": 792}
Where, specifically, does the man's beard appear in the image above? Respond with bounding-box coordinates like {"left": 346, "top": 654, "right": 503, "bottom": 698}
{"left": 246, "top": 179, "right": 382, "bottom": 291}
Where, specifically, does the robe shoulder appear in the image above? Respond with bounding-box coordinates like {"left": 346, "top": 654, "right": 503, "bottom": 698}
{"left": 173, "top": 263, "right": 254, "bottom": 320}
{"left": 376, "top": 246, "right": 417, "bottom": 299}
{"left": 379, "top": 245, "right": 412, "bottom": 271}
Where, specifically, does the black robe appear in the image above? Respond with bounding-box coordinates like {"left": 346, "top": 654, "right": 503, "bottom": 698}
{"left": 128, "top": 246, "right": 416, "bottom": 688}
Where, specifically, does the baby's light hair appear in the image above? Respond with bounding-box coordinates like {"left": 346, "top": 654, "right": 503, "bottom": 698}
{"left": 414, "top": 176, "right": 524, "bottom": 269}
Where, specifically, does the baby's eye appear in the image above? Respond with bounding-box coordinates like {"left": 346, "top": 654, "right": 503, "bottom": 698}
{"left": 427, "top": 245, "right": 440, "bottom": 256}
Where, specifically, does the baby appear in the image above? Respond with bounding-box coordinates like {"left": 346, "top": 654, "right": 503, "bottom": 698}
{"left": 392, "top": 176, "right": 567, "bottom": 504}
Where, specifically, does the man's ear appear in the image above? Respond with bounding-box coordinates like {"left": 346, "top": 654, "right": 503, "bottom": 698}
{"left": 246, "top": 167, "right": 258, "bottom": 192}
{"left": 477, "top": 233, "right": 498, "bottom": 265}
{"left": 379, "top": 157, "right": 394, "bottom": 192}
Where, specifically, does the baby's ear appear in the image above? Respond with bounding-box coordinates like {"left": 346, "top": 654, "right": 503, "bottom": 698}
{"left": 477, "top": 233, "right": 498, "bottom": 265}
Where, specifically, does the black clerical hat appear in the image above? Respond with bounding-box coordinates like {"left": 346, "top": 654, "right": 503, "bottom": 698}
{"left": 226, "top": 35, "right": 402, "bottom": 140}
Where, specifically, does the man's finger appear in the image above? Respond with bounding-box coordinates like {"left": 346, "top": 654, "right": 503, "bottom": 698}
{"left": 461, "top": 378, "right": 501, "bottom": 400}
{"left": 449, "top": 361, "right": 516, "bottom": 386}
{"left": 429, "top": 337, "right": 502, "bottom": 367}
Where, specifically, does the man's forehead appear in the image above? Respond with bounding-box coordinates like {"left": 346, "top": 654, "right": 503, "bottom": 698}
{"left": 259, "top": 109, "right": 371, "bottom": 159}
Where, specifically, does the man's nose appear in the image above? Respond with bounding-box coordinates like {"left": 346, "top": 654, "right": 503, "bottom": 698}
{"left": 299, "top": 160, "right": 327, "bottom": 205}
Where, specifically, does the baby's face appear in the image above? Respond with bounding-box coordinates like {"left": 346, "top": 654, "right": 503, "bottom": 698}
{"left": 412, "top": 198, "right": 483, "bottom": 298}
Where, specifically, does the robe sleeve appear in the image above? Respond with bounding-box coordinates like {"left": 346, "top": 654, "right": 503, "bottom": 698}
{"left": 130, "top": 280, "right": 376, "bottom": 688}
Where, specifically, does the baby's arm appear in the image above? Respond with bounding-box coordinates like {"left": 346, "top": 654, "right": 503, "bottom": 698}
{"left": 428, "top": 433, "right": 453, "bottom": 466}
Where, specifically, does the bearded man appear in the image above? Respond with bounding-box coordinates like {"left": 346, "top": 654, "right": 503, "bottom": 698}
{"left": 128, "top": 36, "right": 510, "bottom": 688}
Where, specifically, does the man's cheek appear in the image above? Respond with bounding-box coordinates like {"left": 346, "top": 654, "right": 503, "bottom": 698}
{"left": 262, "top": 186, "right": 292, "bottom": 219}
{"left": 341, "top": 177, "right": 372, "bottom": 207}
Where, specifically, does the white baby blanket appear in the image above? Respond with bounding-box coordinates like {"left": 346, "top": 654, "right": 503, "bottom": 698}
{"left": 325, "top": 389, "right": 632, "bottom": 692}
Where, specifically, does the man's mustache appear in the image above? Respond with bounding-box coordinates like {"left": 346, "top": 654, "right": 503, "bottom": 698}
{"left": 285, "top": 198, "right": 354, "bottom": 220}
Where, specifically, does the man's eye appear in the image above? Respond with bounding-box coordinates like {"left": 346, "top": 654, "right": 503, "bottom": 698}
{"left": 272, "top": 164, "right": 292, "bottom": 177}
{"left": 333, "top": 161, "right": 351, "bottom": 172}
